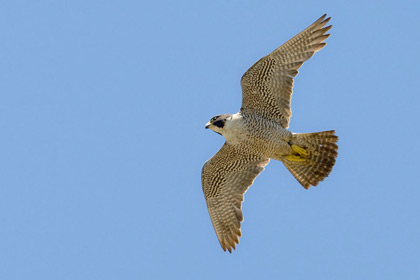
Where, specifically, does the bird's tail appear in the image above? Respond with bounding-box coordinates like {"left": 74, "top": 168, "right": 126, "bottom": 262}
{"left": 282, "top": 130, "right": 338, "bottom": 189}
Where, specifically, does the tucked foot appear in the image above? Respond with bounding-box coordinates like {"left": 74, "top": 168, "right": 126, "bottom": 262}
{"left": 290, "top": 144, "right": 308, "bottom": 156}
{"left": 285, "top": 155, "right": 306, "bottom": 162}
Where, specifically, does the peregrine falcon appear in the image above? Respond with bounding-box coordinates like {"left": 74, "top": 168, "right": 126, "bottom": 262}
{"left": 202, "top": 14, "right": 338, "bottom": 253}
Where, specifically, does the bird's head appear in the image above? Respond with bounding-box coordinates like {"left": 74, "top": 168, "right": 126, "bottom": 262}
{"left": 205, "top": 114, "right": 232, "bottom": 136}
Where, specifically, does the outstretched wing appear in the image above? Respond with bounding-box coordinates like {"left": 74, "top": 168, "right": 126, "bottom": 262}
{"left": 201, "top": 143, "right": 269, "bottom": 252}
{"left": 240, "top": 14, "right": 332, "bottom": 128}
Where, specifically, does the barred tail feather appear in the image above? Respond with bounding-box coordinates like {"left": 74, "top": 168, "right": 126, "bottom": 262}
{"left": 283, "top": 130, "right": 338, "bottom": 189}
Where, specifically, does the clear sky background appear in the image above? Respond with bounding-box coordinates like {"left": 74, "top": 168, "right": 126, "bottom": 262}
{"left": 1, "top": 1, "right": 419, "bottom": 279}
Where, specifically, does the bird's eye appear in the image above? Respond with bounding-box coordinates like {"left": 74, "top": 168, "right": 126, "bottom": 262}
{"left": 213, "top": 120, "right": 224, "bottom": 128}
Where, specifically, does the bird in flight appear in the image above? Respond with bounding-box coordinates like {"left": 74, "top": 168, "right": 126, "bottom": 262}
{"left": 201, "top": 14, "right": 338, "bottom": 253}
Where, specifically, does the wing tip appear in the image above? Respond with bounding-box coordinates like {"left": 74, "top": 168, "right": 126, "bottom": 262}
{"left": 316, "top": 13, "right": 332, "bottom": 26}
{"left": 222, "top": 242, "right": 237, "bottom": 254}
{"left": 220, "top": 232, "right": 240, "bottom": 253}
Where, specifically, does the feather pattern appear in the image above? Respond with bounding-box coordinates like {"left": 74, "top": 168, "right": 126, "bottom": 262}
{"left": 241, "top": 14, "right": 332, "bottom": 128}
{"left": 202, "top": 143, "right": 269, "bottom": 252}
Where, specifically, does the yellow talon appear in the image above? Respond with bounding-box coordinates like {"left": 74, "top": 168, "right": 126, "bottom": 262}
{"left": 291, "top": 144, "right": 308, "bottom": 156}
{"left": 285, "top": 155, "right": 306, "bottom": 162}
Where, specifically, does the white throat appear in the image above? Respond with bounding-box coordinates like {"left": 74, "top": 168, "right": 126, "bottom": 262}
{"left": 221, "top": 113, "right": 245, "bottom": 145}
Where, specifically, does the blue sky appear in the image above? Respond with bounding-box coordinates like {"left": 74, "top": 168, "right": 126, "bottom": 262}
{"left": 1, "top": 0, "right": 419, "bottom": 279}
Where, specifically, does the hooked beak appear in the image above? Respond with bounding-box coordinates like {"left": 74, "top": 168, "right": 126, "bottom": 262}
{"left": 205, "top": 121, "right": 211, "bottom": 129}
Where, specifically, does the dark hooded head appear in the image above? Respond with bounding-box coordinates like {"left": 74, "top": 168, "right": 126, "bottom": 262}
{"left": 205, "top": 114, "right": 232, "bottom": 135}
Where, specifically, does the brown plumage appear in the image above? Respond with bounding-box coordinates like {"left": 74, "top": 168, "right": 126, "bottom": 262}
{"left": 283, "top": 130, "right": 338, "bottom": 189}
{"left": 202, "top": 14, "right": 338, "bottom": 253}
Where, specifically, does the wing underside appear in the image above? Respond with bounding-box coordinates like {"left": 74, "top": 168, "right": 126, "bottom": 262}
{"left": 240, "top": 14, "right": 332, "bottom": 128}
{"left": 201, "top": 143, "right": 269, "bottom": 252}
